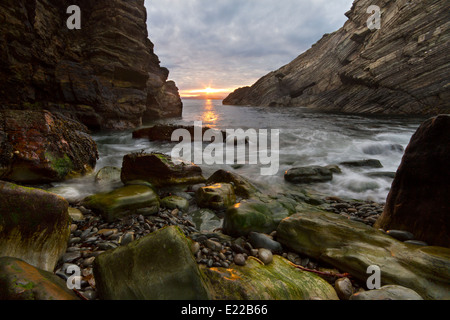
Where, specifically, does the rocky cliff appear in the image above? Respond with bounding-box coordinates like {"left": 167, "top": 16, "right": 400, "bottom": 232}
{"left": 0, "top": 0, "right": 182, "bottom": 130}
{"left": 224, "top": 0, "right": 450, "bottom": 115}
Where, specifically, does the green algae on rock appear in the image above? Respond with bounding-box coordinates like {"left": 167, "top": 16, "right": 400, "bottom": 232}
{"left": 0, "top": 257, "right": 79, "bottom": 300}
{"left": 276, "top": 210, "right": 450, "bottom": 300}
{"left": 196, "top": 183, "right": 237, "bottom": 211}
{"left": 82, "top": 184, "right": 160, "bottom": 222}
{"left": 0, "top": 181, "right": 71, "bottom": 272}
{"left": 201, "top": 255, "right": 338, "bottom": 300}
{"left": 161, "top": 195, "right": 190, "bottom": 212}
{"left": 93, "top": 226, "right": 209, "bottom": 300}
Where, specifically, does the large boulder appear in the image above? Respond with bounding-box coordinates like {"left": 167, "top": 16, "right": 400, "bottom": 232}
{"left": 202, "top": 255, "right": 338, "bottom": 300}
{"left": 82, "top": 184, "right": 160, "bottom": 222}
{"left": 0, "top": 110, "right": 98, "bottom": 183}
{"left": 93, "top": 226, "right": 210, "bottom": 300}
{"left": 0, "top": 257, "right": 78, "bottom": 300}
{"left": 121, "top": 153, "right": 206, "bottom": 188}
{"left": 0, "top": 181, "right": 71, "bottom": 272}
{"left": 375, "top": 115, "right": 450, "bottom": 247}
{"left": 276, "top": 210, "right": 450, "bottom": 300}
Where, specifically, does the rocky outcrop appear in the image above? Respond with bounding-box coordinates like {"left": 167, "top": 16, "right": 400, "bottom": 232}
{"left": 0, "top": 0, "right": 182, "bottom": 130}
{"left": 224, "top": 0, "right": 450, "bottom": 115}
{"left": 0, "top": 110, "right": 98, "bottom": 183}
{"left": 0, "top": 181, "right": 71, "bottom": 272}
{"left": 375, "top": 115, "right": 450, "bottom": 247}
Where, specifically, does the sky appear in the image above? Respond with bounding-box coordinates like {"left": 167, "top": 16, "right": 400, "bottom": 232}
{"left": 145, "top": 0, "right": 354, "bottom": 98}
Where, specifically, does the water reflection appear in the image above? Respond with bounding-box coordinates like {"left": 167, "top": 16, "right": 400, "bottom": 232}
{"left": 201, "top": 99, "right": 219, "bottom": 127}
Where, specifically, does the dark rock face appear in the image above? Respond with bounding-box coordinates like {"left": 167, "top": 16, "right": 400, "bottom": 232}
{"left": 0, "top": 110, "right": 98, "bottom": 183}
{"left": 224, "top": 0, "right": 450, "bottom": 115}
{"left": 375, "top": 115, "right": 450, "bottom": 247}
{"left": 0, "top": 0, "right": 182, "bottom": 130}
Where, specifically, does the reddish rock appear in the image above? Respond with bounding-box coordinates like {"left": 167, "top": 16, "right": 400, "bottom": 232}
{"left": 121, "top": 152, "right": 205, "bottom": 188}
{"left": 0, "top": 110, "right": 98, "bottom": 183}
{"left": 375, "top": 115, "right": 450, "bottom": 247}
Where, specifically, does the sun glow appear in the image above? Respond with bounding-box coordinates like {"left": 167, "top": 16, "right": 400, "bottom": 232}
{"left": 180, "top": 87, "right": 233, "bottom": 99}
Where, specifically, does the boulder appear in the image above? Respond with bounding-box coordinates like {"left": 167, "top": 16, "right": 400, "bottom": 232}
{"left": 95, "top": 166, "right": 122, "bottom": 186}
{"left": 190, "top": 209, "right": 223, "bottom": 232}
{"left": 284, "top": 166, "right": 333, "bottom": 184}
{"left": 161, "top": 195, "right": 190, "bottom": 212}
{"left": 375, "top": 115, "right": 450, "bottom": 247}
{"left": 0, "top": 110, "right": 98, "bottom": 183}
{"left": 201, "top": 256, "right": 339, "bottom": 300}
{"left": 0, "top": 257, "right": 78, "bottom": 300}
{"left": 93, "top": 226, "right": 210, "bottom": 300}
{"left": 350, "top": 285, "right": 423, "bottom": 300}
{"left": 276, "top": 210, "right": 450, "bottom": 300}
{"left": 196, "top": 183, "right": 236, "bottom": 211}
{"left": 206, "top": 170, "right": 259, "bottom": 198}
{"left": 121, "top": 153, "right": 205, "bottom": 188}
{"left": 223, "top": 198, "right": 294, "bottom": 237}
{"left": 82, "top": 184, "right": 160, "bottom": 222}
{"left": 0, "top": 181, "right": 71, "bottom": 272}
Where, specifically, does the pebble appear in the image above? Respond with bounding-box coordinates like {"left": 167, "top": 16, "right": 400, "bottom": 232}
{"left": 234, "top": 254, "right": 246, "bottom": 266}
{"left": 191, "top": 242, "right": 201, "bottom": 255}
{"left": 258, "top": 248, "right": 273, "bottom": 265}
{"left": 82, "top": 256, "right": 96, "bottom": 268}
{"left": 335, "top": 277, "right": 354, "bottom": 300}
{"left": 248, "top": 232, "right": 283, "bottom": 253}
{"left": 61, "top": 252, "right": 81, "bottom": 263}
{"left": 386, "top": 230, "right": 415, "bottom": 242}
{"left": 205, "top": 239, "right": 222, "bottom": 252}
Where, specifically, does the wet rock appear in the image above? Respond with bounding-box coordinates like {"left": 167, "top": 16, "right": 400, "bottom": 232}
{"left": 161, "top": 195, "right": 190, "bottom": 212}
{"left": 121, "top": 153, "right": 205, "bottom": 188}
{"left": 284, "top": 166, "right": 333, "bottom": 184}
{"left": 190, "top": 209, "right": 223, "bottom": 232}
{"left": 362, "top": 144, "right": 404, "bottom": 155}
{"left": 196, "top": 183, "right": 236, "bottom": 211}
{"left": 0, "top": 110, "right": 98, "bottom": 183}
{"left": 206, "top": 170, "right": 259, "bottom": 199}
{"left": 350, "top": 285, "right": 423, "bottom": 300}
{"left": 248, "top": 232, "right": 283, "bottom": 253}
{"left": 386, "top": 230, "right": 415, "bottom": 242}
{"left": 82, "top": 184, "right": 159, "bottom": 222}
{"left": 68, "top": 208, "right": 84, "bottom": 222}
{"left": 0, "top": 257, "right": 79, "bottom": 300}
{"left": 133, "top": 124, "right": 226, "bottom": 142}
{"left": 94, "top": 226, "right": 209, "bottom": 300}
{"left": 95, "top": 166, "right": 122, "bottom": 186}
{"left": 277, "top": 210, "right": 450, "bottom": 300}
{"left": 202, "top": 256, "right": 338, "bottom": 300}
{"left": 339, "top": 159, "right": 383, "bottom": 169}
{"left": 0, "top": 181, "right": 71, "bottom": 272}
{"left": 234, "top": 254, "right": 247, "bottom": 266}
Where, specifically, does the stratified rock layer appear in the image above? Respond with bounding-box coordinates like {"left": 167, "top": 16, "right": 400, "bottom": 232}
{"left": 0, "top": 0, "right": 182, "bottom": 130}
{"left": 224, "top": 0, "right": 450, "bottom": 115}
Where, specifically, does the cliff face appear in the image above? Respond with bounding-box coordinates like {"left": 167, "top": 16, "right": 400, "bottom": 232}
{"left": 0, "top": 0, "right": 182, "bottom": 130}
{"left": 224, "top": 0, "right": 450, "bottom": 115}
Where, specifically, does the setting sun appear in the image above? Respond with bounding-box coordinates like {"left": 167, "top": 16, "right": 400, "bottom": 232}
{"left": 180, "top": 87, "right": 233, "bottom": 100}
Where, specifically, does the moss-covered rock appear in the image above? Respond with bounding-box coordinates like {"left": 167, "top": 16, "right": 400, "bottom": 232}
{"left": 277, "top": 210, "right": 450, "bottom": 300}
{"left": 0, "top": 110, "right": 98, "bottom": 183}
{"left": 201, "top": 256, "right": 338, "bottom": 300}
{"left": 223, "top": 198, "right": 295, "bottom": 237}
{"left": 82, "top": 185, "right": 160, "bottom": 222}
{"left": 93, "top": 226, "right": 210, "bottom": 300}
{"left": 121, "top": 152, "right": 205, "bottom": 188}
{"left": 206, "top": 170, "right": 259, "bottom": 199}
{"left": 0, "top": 257, "right": 79, "bottom": 300}
{"left": 0, "top": 181, "right": 71, "bottom": 272}
{"left": 161, "top": 195, "right": 190, "bottom": 212}
{"left": 196, "top": 183, "right": 236, "bottom": 211}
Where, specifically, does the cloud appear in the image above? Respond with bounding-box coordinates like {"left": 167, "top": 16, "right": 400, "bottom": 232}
{"left": 145, "top": 0, "right": 353, "bottom": 91}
